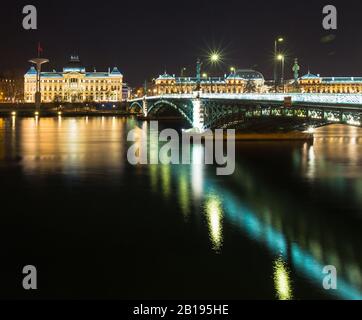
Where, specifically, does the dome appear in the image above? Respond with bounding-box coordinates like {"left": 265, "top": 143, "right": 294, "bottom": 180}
{"left": 63, "top": 55, "right": 85, "bottom": 73}
{"left": 233, "top": 69, "right": 264, "bottom": 80}
{"left": 300, "top": 72, "right": 320, "bottom": 79}
{"left": 157, "top": 72, "right": 175, "bottom": 80}
{"left": 25, "top": 66, "right": 37, "bottom": 76}
{"left": 110, "top": 67, "right": 123, "bottom": 76}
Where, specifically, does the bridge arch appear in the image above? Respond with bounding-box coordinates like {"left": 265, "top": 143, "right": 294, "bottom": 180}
{"left": 129, "top": 101, "right": 143, "bottom": 113}
{"left": 147, "top": 99, "right": 193, "bottom": 127}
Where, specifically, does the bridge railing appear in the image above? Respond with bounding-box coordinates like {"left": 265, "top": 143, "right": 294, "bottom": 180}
{"left": 129, "top": 93, "right": 362, "bottom": 106}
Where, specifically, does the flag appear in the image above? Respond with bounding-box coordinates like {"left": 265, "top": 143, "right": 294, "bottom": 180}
{"left": 38, "top": 42, "right": 43, "bottom": 57}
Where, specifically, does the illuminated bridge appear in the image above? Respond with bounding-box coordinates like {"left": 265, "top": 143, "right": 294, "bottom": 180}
{"left": 128, "top": 93, "right": 362, "bottom": 131}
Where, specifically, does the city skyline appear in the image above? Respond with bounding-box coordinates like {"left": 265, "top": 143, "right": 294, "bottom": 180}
{"left": 1, "top": 0, "right": 362, "bottom": 86}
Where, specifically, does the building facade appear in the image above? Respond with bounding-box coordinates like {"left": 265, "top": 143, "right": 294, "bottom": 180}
{"left": 0, "top": 75, "right": 23, "bottom": 103}
{"left": 144, "top": 69, "right": 265, "bottom": 97}
{"left": 287, "top": 72, "right": 362, "bottom": 94}
{"left": 24, "top": 56, "right": 123, "bottom": 103}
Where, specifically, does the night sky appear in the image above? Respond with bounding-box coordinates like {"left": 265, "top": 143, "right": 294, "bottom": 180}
{"left": 1, "top": 0, "right": 362, "bottom": 86}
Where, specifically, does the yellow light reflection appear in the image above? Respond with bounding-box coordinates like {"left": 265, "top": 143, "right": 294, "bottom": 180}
{"left": 205, "top": 195, "right": 224, "bottom": 252}
{"left": 273, "top": 258, "right": 293, "bottom": 300}
{"left": 161, "top": 165, "right": 171, "bottom": 199}
{"left": 178, "top": 173, "right": 190, "bottom": 219}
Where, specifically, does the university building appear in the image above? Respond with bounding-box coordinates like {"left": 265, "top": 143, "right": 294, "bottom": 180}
{"left": 288, "top": 72, "right": 362, "bottom": 94}
{"left": 146, "top": 69, "right": 265, "bottom": 96}
{"left": 24, "top": 56, "right": 124, "bottom": 103}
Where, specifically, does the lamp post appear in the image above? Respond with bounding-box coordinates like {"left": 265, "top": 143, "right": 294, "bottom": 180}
{"left": 29, "top": 58, "right": 49, "bottom": 111}
{"left": 180, "top": 67, "right": 187, "bottom": 77}
{"left": 278, "top": 54, "right": 285, "bottom": 93}
{"left": 274, "top": 37, "right": 284, "bottom": 92}
{"left": 196, "top": 52, "right": 221, "bottom": 93}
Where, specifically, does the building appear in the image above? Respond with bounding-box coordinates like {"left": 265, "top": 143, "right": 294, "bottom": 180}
{"left": 146, "top": 69, "right": 265, "bottom": 97}
{"left": 122, "top": 83, "right": 131, "bottom": 101}
{"left": 24, "top": 56, "right": 124, "bottom": 103}
{"left": 0, "top": 74, "right": 23, "bottom": 103}
{"left": 287, "top": 72, "right": 362, "bottom": 94}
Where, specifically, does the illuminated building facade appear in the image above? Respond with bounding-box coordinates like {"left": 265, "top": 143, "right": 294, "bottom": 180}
{"left": 24, "top": 56, "right": 124, "bottom": 103}
{"left": 289, "top": 72, "right": 362, "bottom": 93}
{"left": 0, "top": 75, "right": 23, "bottom": 103}
{"left": 148, "top": 69, "right": 265, "bottom": 96}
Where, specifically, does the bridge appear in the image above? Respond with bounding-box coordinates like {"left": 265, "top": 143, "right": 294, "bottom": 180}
{"left": 128, "top": 93, "right": 362, "bottom": 131}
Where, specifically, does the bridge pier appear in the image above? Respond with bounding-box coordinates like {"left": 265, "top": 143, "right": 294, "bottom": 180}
{"left": 191, "top": 96, "right": 205, "bottom": 132}
{"left": 143, "top": 97, "right": 148, "bottom": 117}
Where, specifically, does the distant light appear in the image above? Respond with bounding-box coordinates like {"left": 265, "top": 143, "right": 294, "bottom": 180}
{"left": 230, "top": 67, "right": 236, "bottom": 73}
{"left": 277, "top": 54, "right": 284, "bottom": 60}
{"left": 11, "top": 111, "right": 16, "bottom": 116}
{"left": 58, "top": 111, "right": 62, "bottom": 116}
{"left": 307, "top": 127, "right": 315, "bottom": 134}
{"left": 202, "top": 73, "right": 208, "bottom": 78}
{"left": 210, "top": 53, "right": 220, "bottom": 63}
{"left": 34, "top": 111, "right": 39, "bottom": 116}
{"left": 278, "top": 37, "right": 284, "bottom": 42}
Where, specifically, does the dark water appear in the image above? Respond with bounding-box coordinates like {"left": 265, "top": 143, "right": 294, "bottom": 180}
{"left": 0, "top": 116, "right": 361, "bottom": 300}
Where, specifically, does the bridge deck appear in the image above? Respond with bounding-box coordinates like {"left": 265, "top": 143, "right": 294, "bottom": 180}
{"left": 129, "top": 93, "right": 362, "bottom": 107}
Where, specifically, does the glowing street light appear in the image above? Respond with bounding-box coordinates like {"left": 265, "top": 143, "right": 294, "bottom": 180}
{"left": 202, "top": 73, "right": 208, "bottom": 78}
{"left": 210, "top": 53, "right": 220, "bottom": 63}
{"left": 274, "top": 37, "right": 285, "bottom": 92}
{"left": 29, "top": 57, "right": 49, "bottom": 111}
{"left": 278, "top": 54, "right": 285, "bottom": 93}
{"left": 230, "top": 67, "right": 236, "bottom": 74}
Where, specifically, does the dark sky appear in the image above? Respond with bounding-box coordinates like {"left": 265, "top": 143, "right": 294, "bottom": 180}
{"left": 1, "top": 0, "right": 362, "bottom": 86}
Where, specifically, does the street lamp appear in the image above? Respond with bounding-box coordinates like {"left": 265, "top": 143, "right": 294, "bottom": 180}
{"left": 230, "top": 67, "right": 236, "bottom": 74}
{"left": 274, "top": 37, "right": 284, "bottom": 92}
{"left": 29, "top": 57, "right": 49, "bottom": 111}
{"left": 277, "top": 54, "right": 285, "bottom": 93}
{"left": 210, "top": 52, "right": 221, "bottom": 64}
{"left": 196, "top": 52, "right": 222, "bottom": 93}
{"left": 208, "top": 52, "right": 222, "bottom": 93}
{"left": 180, "top": 67, "right": 187, "bottom": 77}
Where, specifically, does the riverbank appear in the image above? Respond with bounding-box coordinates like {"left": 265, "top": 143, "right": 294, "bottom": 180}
{"left": 233, "top": 131, "right": 313, "bottom": 141}
{"left": 0, "top": 109, "right": 132, "bottom": 117}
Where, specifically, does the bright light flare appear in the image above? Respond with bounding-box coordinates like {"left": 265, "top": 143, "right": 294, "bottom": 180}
{"left": 273, "top": 258, "right": 293, "bottom": 300}
{"left": 209, "top": 51, "right": 222, "bottom": 65}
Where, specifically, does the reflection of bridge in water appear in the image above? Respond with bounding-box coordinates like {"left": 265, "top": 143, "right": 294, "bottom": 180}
{"left": 129, "top": 93, "right": 362, "bottom": 131}
{"left": 145, "top": 135, "right": 362, "bottom": 300}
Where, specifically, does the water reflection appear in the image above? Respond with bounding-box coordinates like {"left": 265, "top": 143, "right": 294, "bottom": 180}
{"left": 144, "top": 124, "right": 362, "bottom": 299}
{"left": 273, "top": 257, "right": 293, "bottom": 300}
{"left": 205, "top": 194, "right": 224, "bottom": 252}
{"left": 0, "top": 118, "right": 361, "bottom": 299}
{"left": 15, "top": 117, "right": 126, "bottom": 175}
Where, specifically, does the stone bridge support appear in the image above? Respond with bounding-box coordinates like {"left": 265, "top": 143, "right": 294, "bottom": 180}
{"left": 143, "top": 97, "right": 148, "bottom": 117}
{"left": 191, "top": 97, "right": 205, "bottom": 132}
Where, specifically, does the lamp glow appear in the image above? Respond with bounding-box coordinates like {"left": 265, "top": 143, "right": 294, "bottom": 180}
{"left": 209, "top": 51, "right": 221, "bottom": 65}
